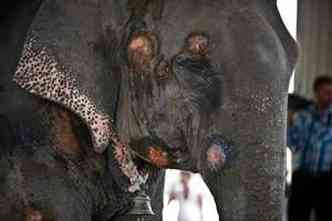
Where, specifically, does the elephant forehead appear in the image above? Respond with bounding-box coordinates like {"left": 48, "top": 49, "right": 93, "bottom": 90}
{"left": 145, "top": 3, "right": 282, "bottom": 72}
{"left": 150, "top": 1, "right": 228, "bottom": 58}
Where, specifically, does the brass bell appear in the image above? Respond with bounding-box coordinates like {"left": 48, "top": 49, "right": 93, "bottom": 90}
{"left": 126, "top": 190, "right": 155, "bottom": 216}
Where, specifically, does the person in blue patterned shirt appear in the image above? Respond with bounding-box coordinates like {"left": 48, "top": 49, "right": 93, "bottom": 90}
{"left": 288, "top": 76, "right": 332, "bottom": 221}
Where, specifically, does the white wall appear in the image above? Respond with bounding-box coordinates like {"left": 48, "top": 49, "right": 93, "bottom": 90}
{"left": 277, "top": 0, "right": 298, "bottom": 39}
{"left": 277, "top": 0, "right": 298, "bottom": 93}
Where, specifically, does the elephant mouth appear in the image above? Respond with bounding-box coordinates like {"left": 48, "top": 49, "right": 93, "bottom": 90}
{"left": 129, "top": 137, "right": 194, "bottom": 170}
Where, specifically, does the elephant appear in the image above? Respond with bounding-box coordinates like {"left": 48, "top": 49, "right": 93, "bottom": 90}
{"left": 0, "top": 0, "right": 298, "bottom": 221}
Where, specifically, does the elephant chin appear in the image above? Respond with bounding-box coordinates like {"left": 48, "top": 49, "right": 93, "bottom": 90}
{"left": 129, "top": 137, "right": 196, "bottom": 171}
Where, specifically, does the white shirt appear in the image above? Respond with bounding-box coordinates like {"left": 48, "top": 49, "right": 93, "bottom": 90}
{"left": 171, "top": 181, "right": 202, "bottom": 221}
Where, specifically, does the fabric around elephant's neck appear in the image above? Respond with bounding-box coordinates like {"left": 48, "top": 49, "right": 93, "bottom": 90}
{"left": 14, "top": 35, "right": 147, "bottom": 192}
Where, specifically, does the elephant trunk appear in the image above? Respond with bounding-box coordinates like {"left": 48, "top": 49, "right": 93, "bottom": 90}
{"left": 199, "top": 93, "right": 288, "bottom": 221}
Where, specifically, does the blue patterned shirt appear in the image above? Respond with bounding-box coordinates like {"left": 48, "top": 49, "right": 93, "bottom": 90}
{"left": 288, "top": 105, "right": 332, "bottom": 174}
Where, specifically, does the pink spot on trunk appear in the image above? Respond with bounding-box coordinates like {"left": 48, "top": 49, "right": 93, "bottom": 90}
{"left": 207, "top": 144, "right": 226, "bottom": 171}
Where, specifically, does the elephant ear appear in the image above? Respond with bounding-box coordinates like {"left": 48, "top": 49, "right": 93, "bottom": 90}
{"left": 14, "top": 35, "right": 113, "bottom": 153}
{"left": 12, "top": 1, "right": 148, "bottom": 193}
{"left": 14, "top": 35, "right": 147, "bottom": 191}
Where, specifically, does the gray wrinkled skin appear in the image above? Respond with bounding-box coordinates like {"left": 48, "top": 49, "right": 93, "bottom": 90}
{"left": 0, "top": 0, "right": 298, "bottom": 221}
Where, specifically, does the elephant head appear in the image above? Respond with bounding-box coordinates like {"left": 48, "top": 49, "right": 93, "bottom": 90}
{"left": 11, "top": 0, "right": 298, "bottom": 220}
{"left": 116, "top": 29, "right": 228, "bottom": 171}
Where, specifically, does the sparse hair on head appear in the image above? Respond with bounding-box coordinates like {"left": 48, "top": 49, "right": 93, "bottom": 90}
{"left": 313, "top": 75, "right": 332, "bottom": 92}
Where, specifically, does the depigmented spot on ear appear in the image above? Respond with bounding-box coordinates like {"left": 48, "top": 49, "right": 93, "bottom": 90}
{"left": 184, "top": 32, "right": 210, "bottom": 57}
{"left": 128, "top": 32, "right": 159, "bottom": 71}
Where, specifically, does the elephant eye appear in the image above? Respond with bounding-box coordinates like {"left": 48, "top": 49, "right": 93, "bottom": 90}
{"left": 184, "top": 32, "right": 209, "bottom": 57}
{"left": 127, "top": 32, "right": 159, "bottom": 70}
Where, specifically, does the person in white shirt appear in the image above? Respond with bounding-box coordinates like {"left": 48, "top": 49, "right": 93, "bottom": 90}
{"left": 168, "top": 171, "right": 203, "bottom": 221}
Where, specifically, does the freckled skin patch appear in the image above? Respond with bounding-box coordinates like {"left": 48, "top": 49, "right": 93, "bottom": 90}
{"left": 207, "top": 144, "right": 226, "bottom": 171}
{"left": 24, "top": 207, "right": 43, "bottom": 221}
{"left": 148, "top": 147, "right": 169, "bottom": 167}
{"left": 14, "top": 35, "right": 147, "bottom": 193}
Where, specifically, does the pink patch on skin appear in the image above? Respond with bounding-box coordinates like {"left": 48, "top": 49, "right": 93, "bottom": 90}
{"left": 127, "top": 32, "right": 158, "bottom": 72}
{"left": 25, "top": 208, "right": 43, "bottom": 221}
{"left": 129, "top": 38, "right": 148, "bottom": 53}
{"left": 207, "top": 144, "right": 226, "bottom": 170}
{"left": 148, "top": 147, "right": 169, "bottom": 167}
{"left": 186, "top": 34, "right": 209, "bottom": 56}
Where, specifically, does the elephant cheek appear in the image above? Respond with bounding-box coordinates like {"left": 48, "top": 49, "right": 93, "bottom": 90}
{"left": 206, "top": 144, "right": 226, "bottom": 171}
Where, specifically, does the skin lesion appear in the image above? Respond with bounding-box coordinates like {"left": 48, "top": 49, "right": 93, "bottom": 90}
{"left": 24, "top": 207, "right": 44, "bottom": 221}
{"left": 206, "top": 144, "right": 226, "bottom": 171}
{"left": 128, "top": 31, "right": 173, "bottom": 81}
{"left": 127, "top": 32, "right": 159, "bottom": 72}
{"left": 183, "top": 32, "right": 210, "bottom": 58}
{"left": 147, "top": 146, "right": 169, "bottom": 168}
